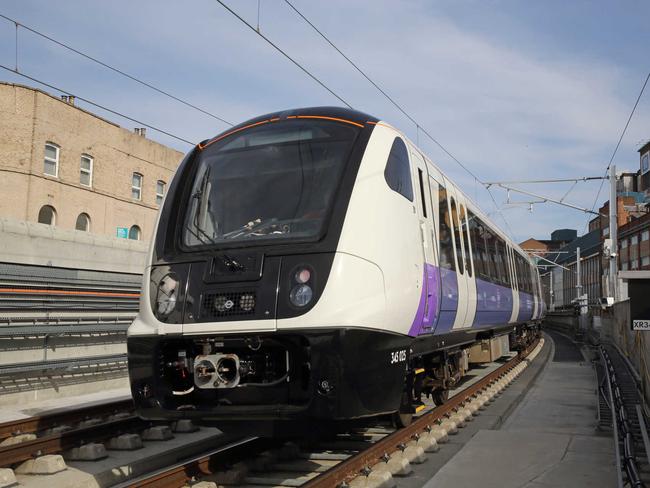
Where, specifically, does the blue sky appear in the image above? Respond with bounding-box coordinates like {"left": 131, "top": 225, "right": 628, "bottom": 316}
{"left": 1, "top": 0, "right": 648, "bottom": 242}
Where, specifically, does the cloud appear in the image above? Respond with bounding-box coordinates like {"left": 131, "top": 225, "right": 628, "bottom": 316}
{"left": 1, "top": 0, "right": 648, "bottom": 241}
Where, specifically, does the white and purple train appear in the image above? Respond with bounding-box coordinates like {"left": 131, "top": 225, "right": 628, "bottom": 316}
{"left": 127, "top": 107, "right": 544, "bottom": 431}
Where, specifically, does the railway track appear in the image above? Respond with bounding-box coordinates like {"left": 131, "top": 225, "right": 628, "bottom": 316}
{"left": 126, "top": 336, "right": 544, "bottom": 488}
{"left": 0, "top": 398, "right": 136, "bottom": 467}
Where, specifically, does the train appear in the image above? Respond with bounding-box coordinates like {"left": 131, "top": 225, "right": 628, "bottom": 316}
{"left": 127, "top": 106, "right": 545, "bottom": 433}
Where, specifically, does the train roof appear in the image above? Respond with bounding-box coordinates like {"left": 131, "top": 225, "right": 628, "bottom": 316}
{"left": 198, "top": 106, "right": 379, "bottom": 148}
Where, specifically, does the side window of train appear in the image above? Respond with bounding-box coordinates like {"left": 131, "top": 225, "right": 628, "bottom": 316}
{"left": 450, "top": 197, "right": 464, "bottom": 274}
{"left": 460, "top": 205, "right": 472, "bottom": 277}
{"left": 494, "top": 240, "right": 503, "bottom": 284}
{"left": 417, "top": 169, "right": 427, "bottom": 218}
{"left": 498, "top": 238, "right": 510, "bottom": 285}
{"left": 469, "top": 211, "right": 484, "bottom": 278}
{"left": 384, "top": 138, "right": 413, "bottom": 201}
{"left": 438, "top": 185, "right": 455, "bottom": 271}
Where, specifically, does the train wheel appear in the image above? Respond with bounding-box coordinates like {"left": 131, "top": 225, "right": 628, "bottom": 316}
{"left": 432, "top": 388, "right": 449, "bottom": 406}
{"left": 393, "top": 392, "right": 414, "bottom": 428}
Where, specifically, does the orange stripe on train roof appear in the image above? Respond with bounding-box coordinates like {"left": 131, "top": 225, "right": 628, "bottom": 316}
{"left": 198, "top": 118, "right": 275, "bottom": 150}
{"left": 294, "top": 115, "right": 364, "bottom": 128}
{"left": 0, "top": 288, "right": 140, "bottom": 298}
{"left": 197, "top": 114, "right": 368, "bottom": 150}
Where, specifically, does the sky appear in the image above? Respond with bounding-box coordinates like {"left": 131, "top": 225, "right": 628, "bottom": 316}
{"left": 1, "top": 0, "right": 648, "bottom": 242}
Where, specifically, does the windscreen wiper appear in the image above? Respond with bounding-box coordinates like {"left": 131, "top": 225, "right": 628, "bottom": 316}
{"left": 184, "top": 223, "right": 245, "bottom": 272}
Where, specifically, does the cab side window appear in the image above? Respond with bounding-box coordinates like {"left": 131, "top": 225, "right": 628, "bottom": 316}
{"left": 384, "top": 138, "right": 413, "bottom": 201}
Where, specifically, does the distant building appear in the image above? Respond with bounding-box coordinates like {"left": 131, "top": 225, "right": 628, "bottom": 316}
{"left": 0, "top": 82, "right": 184, "bottom": 242}
{"left": 519, "top": 228, "right": 575, "bottom": 263}
{"left": 640, "top": 140, "right": 650, "bottom": 194}
{"left": 618, "top": 212, "right": 650, "bottom": 271}
{"left": 550, "top": 228, "right": 577, "bottom": 243}
{"left": 550, "top": 230, "right": 602, "bottom": 309}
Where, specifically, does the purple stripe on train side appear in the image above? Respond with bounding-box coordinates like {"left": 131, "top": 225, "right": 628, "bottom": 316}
{"left": 516, "top": 291, "right": 534, "bottom": 322}
{"left": 408, "top": 263, "right": 440, "bottom": 336}
{"left": 473, "top": 278, "right": 513, "bottom": 327}
{"left": 434, "top": 266, "right": 458, "bottom": 334}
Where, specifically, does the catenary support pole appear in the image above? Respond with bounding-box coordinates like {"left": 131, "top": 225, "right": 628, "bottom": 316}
{"left": 609, "top": 165, "right": 618, "bottom": 302}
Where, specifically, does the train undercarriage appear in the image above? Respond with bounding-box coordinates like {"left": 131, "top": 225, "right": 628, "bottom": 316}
{"left": 395, "top": 323, "right": 540, "bottom": 426}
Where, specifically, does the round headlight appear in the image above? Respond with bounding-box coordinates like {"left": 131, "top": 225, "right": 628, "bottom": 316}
{"left": 290, "top": 284, "right": 313, "bottom": 307}
{"left": 295, "top": 268, "right": 311, "bottom": 284}
{"left": 156, "top": 274, "right": 179, "bottom": 317}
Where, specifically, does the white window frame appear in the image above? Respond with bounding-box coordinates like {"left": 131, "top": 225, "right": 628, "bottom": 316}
{"left": 156, "top": 180, "right": 166, "bottom": 205}
{"left": 621, "top": 239, "right": 628, "bottom": 249}
{"left": 642, "top": 256, "right": 650, "bottom": 267}
{"left": 631, "top": 235, "right": 639, "bottom": 246}
{"left": 642, "top": 230, "right": 649, "bottom": 242}
{"left": 80, "top": 154, "right": 93, "bottom": 187}
{"left": 44, "top": 143, "right": 59, "bottom": 177}
{"left": 132, "top": 173, "right": 143, "bottom": 200}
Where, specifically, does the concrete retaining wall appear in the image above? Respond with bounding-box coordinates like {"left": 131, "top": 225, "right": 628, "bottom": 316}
{"left": 0, "top": 218, "right": 148, "bottom": 274}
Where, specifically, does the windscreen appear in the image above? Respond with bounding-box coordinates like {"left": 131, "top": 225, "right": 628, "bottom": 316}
{"left": 183, "top": 119, "right": 360, "bottom": 247}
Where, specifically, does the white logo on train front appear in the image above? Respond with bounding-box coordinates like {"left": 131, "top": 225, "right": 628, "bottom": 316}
{"left": 224, "top": 299, "right": 234, "bottom": 310}
{"left": 390, "top": 349, "right": 407, "bottom": 364}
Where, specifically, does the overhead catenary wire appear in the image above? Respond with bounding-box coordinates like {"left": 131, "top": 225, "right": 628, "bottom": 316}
{"left": 0, "top": 13, "right": 234, "bottom": 127}
{"left": 583, "top": 71, "right": 650, "bottom": 232}
{"left": 0, "top": 64, "right": 196, "bottom": 146}
{"left": 283, "top": 0, "right": 484, "bottom": 186}
{"left": 213, "top": 0, "right": 353, "bottom": 109}
{"left": 281, "top": 0, "right": 516, "bottom": 239}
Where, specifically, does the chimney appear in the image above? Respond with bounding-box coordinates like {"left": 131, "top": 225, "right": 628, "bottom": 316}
{"left": 134, "top": 128, "right": 146, "bottom": 137}
{"left": 60, "top": 95, "right": 75, "bottom": 105}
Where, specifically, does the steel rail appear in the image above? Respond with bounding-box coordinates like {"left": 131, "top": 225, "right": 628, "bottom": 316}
{"left": 0, "top": 414, "right": 144, "bottom": 467}
{"left": 0, "top": 398, "right": 133, "bottom": 441}
{"left": 124, "top": 436, "right": 273, "bottom": 488}
{"left": 304, "top": 338, "right": 541, "bottom": 488}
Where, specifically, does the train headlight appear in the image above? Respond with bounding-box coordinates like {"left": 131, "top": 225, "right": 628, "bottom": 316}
{"left": 290, "top": 284, "right": 313, "bottom": 307}
{"left": 295, "top": 268, "right": 311, "bottom": 284}
{"left": 156, "top": 273, "right": 179, "bottom": 318}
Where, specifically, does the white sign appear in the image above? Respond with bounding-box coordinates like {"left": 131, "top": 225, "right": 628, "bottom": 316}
{"left": 633, "top": 320, "right": 650, "bottom": 331}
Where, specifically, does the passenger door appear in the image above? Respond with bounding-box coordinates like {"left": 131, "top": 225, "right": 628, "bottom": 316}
{"left": 442, "top": 179, "right": 470, "bottom": 329}
{"left": 408, "top": 146, "right": 438, "bottom": 335}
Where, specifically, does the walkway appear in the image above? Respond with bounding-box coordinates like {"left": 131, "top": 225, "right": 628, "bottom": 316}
{"left": 424, "top": 330, "right": 617, "bottom": 488}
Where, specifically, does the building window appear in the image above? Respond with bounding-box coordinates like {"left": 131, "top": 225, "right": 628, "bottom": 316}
{"left": 642, "top": 256, "right": 650, "bottom": 267}
{"left": 621, "top": 262, "right": 629, "bottom": 271}
{"left": 643, "top": 230, "right": 649, "bottom": 242}
{"left": 80, "top": 155, "right": 93, "bottom": 187}
{"left": 131, "top": 173, "right": 143, "bottom": 200}
{"left": 603, "top": 227, "right": 610, "bottom": 237}
{"left": 631, "top": 235, "right": 639, "bottom": 246}
{"left": 129, "top": 225, "right": 141, "bottom": 240}
{"left": 621, "top": 239, "right": 628, "bottom": 249}
{"left": 44, "top": 143, "right": 59, "bottom": 177}
{"left": 37, "top": 205, "right": 56, "bottom": 225}
{"left": 75, "top": 213, "right": 90, "bottom": 232}
{"left": 631, "top": 260, "right": 639, "bottom": 270}
{"left": 156, "top": 180, "right": 166, "bottom": 205}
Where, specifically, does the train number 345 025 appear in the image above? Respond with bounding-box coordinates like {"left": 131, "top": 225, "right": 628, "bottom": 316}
{"left": 390, "top": 349, "right": 407, "bottom": 364}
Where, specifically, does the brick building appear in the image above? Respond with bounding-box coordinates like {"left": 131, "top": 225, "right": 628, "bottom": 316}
{"left": 0, "top": 82, "right": 184, "bottom": 242}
